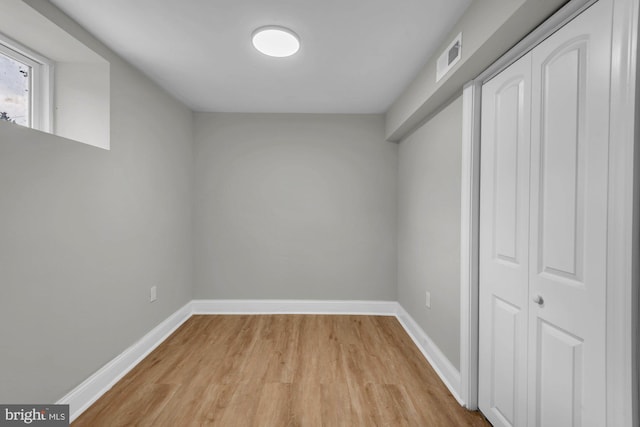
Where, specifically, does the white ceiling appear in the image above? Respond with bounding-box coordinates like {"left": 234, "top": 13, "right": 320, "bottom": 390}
{"left": 49, "top": 0, "right": 471, "bottom": 114}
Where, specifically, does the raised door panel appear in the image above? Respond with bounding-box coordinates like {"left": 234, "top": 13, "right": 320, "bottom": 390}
{"left": 490, "top": 297, "right": 521, "bottom": 426}
{"left": 494, "top": 82, "right": 522, "bottom": 265}
{"left": 536, "top": 44, "right": 585, "bottom": 282}
{"left": 528, "top": 0, "right": 613, "bottom": 425}
{"left": 536, "top": 321, "right": 584, "bottom": 427}
{"left": 479, "top": 53, "right": 531, "bottom": 427}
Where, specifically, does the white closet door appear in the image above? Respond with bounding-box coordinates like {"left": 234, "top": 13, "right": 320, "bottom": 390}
{"left": 527, "top": 0, "right": 613, "bottom": 426}
{"left": 478, "top": 53, "right": 532, "bottom": 427}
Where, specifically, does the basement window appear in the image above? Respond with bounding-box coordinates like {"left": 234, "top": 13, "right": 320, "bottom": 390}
{"left": 0, "top": 0, "right": 110, "bottom": 150}
{"left": 0, "top": 33, "right": 52, "bottom": 132}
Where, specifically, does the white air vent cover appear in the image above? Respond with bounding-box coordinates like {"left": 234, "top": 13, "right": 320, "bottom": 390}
{"left": 436, "top": 33, "right": 462, "bottom": 82}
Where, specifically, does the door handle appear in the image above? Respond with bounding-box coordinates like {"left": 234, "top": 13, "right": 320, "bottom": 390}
{"left": 533, "top": 295, "right": 544, "bottom": 305}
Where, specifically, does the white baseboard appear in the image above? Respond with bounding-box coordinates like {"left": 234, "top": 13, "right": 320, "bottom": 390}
{"left": 58, "top": 299, "right": 463, "bottom": 422}
{"left": 57, "top": 302, "right": 192, "bottom": 422}
{"left": 191, "top": 298, "right": 463, "bottom": 403}
{"left": 395, "top": 305, "right": 463, "bottom": 405}
{"left": 191, "top": 299, "right": 399, "bottom": 315}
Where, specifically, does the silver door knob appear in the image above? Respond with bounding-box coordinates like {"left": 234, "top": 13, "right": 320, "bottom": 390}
{"left": 533, "top": 295, "right": 544, "bottom": 305}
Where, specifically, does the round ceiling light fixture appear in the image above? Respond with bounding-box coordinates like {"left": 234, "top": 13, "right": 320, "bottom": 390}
{"left": 251, "top": 26, "right": 300, "bottom": 58}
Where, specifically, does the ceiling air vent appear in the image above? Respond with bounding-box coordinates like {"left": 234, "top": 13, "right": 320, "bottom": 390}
{"left": 436, "top": 33, "right": 462, "bottom": 83}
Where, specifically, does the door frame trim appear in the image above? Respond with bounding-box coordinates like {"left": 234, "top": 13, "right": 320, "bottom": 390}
{"left": 460, "top": 0, "right": 639, "bottom": 424}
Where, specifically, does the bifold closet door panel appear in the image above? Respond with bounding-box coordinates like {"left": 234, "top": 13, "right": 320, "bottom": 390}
{"left": 478, "top": 53, "right": 532, "bottom": 427}
{"left": 479, "top": 0, "right": 615, "bottom": 426}
{"left": 527, "top": 0, "right": 613, "bottom": 426}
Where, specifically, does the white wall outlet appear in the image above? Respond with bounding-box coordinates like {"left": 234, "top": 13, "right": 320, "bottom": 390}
{"left": 150, "top": 285, "right": 157, "bottom": 302}
{"left": 425, "top": 291, "right": 431, "bottom": 309}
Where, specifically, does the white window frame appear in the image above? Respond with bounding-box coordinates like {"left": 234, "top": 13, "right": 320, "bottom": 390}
{"left": 0, "top": 32, "right": 53, "bottom": 132}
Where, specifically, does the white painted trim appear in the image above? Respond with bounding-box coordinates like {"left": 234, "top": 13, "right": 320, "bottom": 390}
{"left": 193, "top": 299, "right": 464, "bottom": 402}
{"left": 461, "top": 1, "right": 640, "bottom": 424}
{"left": 57, "top": 300, "right": 468, "bottom": 423}
{"left": 474, "top": 0, "right": 596, "bottom": 84}
{"left": 0, "top": 30, "right": 53, "bottom": 133}
{"left": 606, "top": 0, "right": 639, "bottom": 425}
{"left": 395, "top": 305, "right": 463, "bottom": 405}
{"left": 57, "top": 302, "right": 192, "bottom": 423}
{"left": 56, "top": 299, "right": 398, "bottom": 423}
{"left": 191, "top": 299, "right": 399, "bottom": 315}
{"left": 192, "top": 299, "right": 465, "bottom": 403}
{"left": 459, "top": 1, "right": 600, "bottom": 411}
{"left": 460, "top": 82, "right": 481, "bottom": 410}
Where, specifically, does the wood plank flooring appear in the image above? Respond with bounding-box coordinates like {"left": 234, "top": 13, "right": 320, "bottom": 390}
{"left": 73, "top": 315, "right": 489, "bottom": 426}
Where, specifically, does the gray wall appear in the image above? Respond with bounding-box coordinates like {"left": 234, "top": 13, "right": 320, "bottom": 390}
{"left": 194, "top": 113, "right": 397, "bottom": 300}
{"left": 0, "top": 12, "right": 194, "bottom": 403}
{"left": 1, "top": 0, "right": 530, "bottom": 406}
{"left": 386, "top": 0, "right": 568, "bottom": 141}
{"left": 397, "top": 96, "right": 462, "bottom": 369}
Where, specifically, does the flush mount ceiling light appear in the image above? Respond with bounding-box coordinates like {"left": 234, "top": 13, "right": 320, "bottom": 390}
{"left": 252, "top": 26, "right": 300, "bottom": 58}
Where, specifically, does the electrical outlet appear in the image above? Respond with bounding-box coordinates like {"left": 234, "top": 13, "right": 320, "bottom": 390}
{"left": 150, "top": 286, "right": 157, "bottom": 302}
{"left": 425, "top": 291, "right": 431, "bottom": 309}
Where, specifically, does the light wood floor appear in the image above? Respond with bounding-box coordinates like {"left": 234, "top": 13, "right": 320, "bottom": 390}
{"left": 73, "top": 315, "right": 489, "bottom": 426}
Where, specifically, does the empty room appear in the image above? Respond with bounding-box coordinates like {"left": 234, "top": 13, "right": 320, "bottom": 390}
{"left": 1, "top": 0, "right": 638, "bottom": 426}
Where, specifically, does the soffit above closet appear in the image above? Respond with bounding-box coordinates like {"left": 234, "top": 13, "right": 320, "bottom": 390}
{"left": 48, "top": 0, "right": 471, "bottom": 114}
